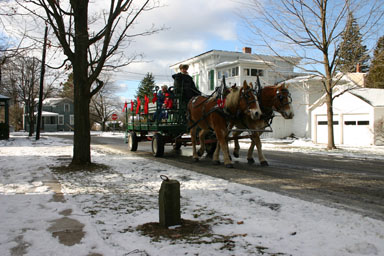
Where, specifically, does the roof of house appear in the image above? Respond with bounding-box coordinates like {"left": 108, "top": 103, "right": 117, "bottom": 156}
{"left": 215, "top": 59, "right": 276, "bottom": 69}
{"left": 310, "top": 87, "right": 384, "bottom": 110}
{"left": 350, "top": 88, "right": 384, "bottom": 107}
{"left": 0, "top": 94, "right": 10, "bottom": 100}
{"left": 285, "top": 73, "right": 359, "bottom": 85}
{"left": 34, "top": 111, "right": 59, "bottom": 116}
{"left": 170, "top": 49, "right": 301, "bottom": 68}
{"left": 42, "top": 98, "right": 72, "bottom": 106}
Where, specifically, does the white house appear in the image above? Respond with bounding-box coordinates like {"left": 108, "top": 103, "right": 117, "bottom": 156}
{"left": 170, "top": 47, "right": 301, "bottom": 93}
{"left": 170, "top": 48, "right": 302, "bottom": 139}
{"left": 170, "top": 48, "right": 384, "bottom": 145}
{"left": 310, "top": 87, "right": 384, "bottom": 146}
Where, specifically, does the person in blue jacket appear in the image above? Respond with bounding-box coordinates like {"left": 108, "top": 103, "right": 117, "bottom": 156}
{"left": 152, "top": 85, "right": 168, "bottom": 122}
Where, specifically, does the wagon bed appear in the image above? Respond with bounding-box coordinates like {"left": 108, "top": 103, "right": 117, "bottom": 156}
{"left": 125, "top": 87, "right": 218, "bottom": 157}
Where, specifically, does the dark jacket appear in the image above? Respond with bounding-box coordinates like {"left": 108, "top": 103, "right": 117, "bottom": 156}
{"left": 172, "top": 73, "right": 201, "bottom": 103}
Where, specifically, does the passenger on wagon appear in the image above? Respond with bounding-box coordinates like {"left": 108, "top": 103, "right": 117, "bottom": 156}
{"left": 152, "top": 85, "right": 168, "bottom": 122}
{"left": 172, "top": 64, "right": 201, "bottom": 104}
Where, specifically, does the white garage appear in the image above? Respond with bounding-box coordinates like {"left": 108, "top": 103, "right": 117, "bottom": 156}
{"left": 311, "top": 88, "right": 384, "bottom": 146}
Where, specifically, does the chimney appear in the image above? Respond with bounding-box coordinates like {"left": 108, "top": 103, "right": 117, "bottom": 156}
{"left": 242, "top": 47, "right": 252, "bottom": 54}
{"left": 356, "top": 63, "right": 361, "bottom": 73}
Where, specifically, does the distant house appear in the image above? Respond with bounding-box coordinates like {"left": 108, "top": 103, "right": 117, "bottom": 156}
{"left": 24, "top": 98, "right": 74, "bottom": 132}
{"left": 170, "top": 47, "right": 301, "bottom": 93}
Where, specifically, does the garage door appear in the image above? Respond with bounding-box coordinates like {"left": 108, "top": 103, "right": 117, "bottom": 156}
{"left": 316, "top": 115, "right": 340, "bottom": 144}
{"left": 343, "top": 114, "right": 372, "bottom": 146}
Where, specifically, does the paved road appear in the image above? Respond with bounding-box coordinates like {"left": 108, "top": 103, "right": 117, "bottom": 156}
{"left": 59, "top": 134, "right": 384, "bottom": 221}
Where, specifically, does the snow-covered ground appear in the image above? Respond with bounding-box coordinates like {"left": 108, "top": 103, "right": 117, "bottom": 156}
{"left": 1, "top": 132, "right": 384, "bottom": 256}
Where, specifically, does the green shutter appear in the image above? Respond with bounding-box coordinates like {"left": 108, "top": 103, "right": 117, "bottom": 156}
{"left": 209, "top": 70, "right": 214, "bottom": 90}
{"left": 196, "top": 74, "right": 199, "bottom": 89}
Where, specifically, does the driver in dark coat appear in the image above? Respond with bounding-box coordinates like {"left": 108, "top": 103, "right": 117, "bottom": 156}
{"left": 172, "top": 64, "right": 201, "bottom": 104}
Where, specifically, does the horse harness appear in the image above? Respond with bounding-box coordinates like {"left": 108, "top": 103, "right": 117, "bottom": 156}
{"left": 257, "top": 87, "right": 292, "bottom": 128}
{"left": 186, "top": 87, "right": 257, "bottom": 131}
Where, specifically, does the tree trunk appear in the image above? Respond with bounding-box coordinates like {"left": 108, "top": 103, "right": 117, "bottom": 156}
{"left": 325, "top": 92, "right": 336, "bottom": 149}
{"left": 71, "top": 0, "right": 91, "bottom": 166}
{"left": 28, "top": 108, "right": 34, "bottom": 137}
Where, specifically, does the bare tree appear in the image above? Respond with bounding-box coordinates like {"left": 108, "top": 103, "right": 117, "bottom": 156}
{"left": 2, "top": 55, "right": 58, "bottom": 134}
{"left": 239, "top": 0, "right": 384, "bottom": 149}
{"left": 90, "top": 76, "right": 122, "bottom": 131}
{"left": 11, "top": 0, "right": 162, "bottom": 165}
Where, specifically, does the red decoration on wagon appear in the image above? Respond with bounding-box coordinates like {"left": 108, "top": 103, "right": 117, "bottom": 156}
{"left": 144, "top": 95, "right": 149, "bottom": 114}
{"left": 136, "top": 97, "right": 141, "bottom": 114}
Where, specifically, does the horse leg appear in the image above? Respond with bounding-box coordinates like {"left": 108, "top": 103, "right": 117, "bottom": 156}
{"left": 197, "top": 129, "right": 208, "bottom": 157}
{"left": 216, "top": 129, "right": 233, "bottom": 168}
{"left": 232, "top": 131, "right": 241, "bottom": 158}
{"left": 250, "top": 132, "right": 268, "bottom": 166}
{"left": 190, "top": 126, "right": 199, "bottom": 162}
{"left": 212, "top": 142, "right": 221, "bottom": 165}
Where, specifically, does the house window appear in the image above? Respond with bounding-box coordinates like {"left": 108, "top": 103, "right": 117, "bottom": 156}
{"left": 231, "top": 67, "right": 239, "bottom": 77}
{"left": 58, "top": 115, "right": 64, "bottom": 125}
{"left": 209, "top": 70, "right": 215, "bottom": 90}
{"left": 318, "top": 121, "right": 339, "bottom": 125}
{"left": 251, "top": 69, "right": 264, "bottom": 76}
{"left": 70, "top": 115, "right": 74, "bottom": 125}
{"left": 344, "top": 121, "right": 356, "bottom": 125}
{"left": 244, "top": 68, "right": 264, "bottom": 77}
{"left": 358, "top": 121, "right": 369, "bottom": 125}
{"left": 64, "top": 103, "right": 70, "bottom": 112}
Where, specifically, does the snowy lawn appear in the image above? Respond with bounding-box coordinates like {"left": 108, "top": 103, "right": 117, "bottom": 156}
{"left": 0, "top": 132, "right": 384, "bottom": 256}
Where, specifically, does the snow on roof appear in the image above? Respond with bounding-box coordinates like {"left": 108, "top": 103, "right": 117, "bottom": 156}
{"left": 215, "top": 59, "right": 275, "bottom": 68}
{"left": 309, "top": 87, "right": 384, "bottom": 110}
{"left": 285, "top": 73, "right": 359, "bottom": 84}
{"left": 350, "top": 88, "right": 384, "bottom": 107}
{"left": 170, "top": 49, "right": 301, "bottom": 68}
{"left": 42, "top": 98, "right": 71, "bottom": 105}
{"left": 34, "top": 111, "right": 59, "bottom": 116}
{"left": 0, "top": 94, "right": 10, "bottom": 100}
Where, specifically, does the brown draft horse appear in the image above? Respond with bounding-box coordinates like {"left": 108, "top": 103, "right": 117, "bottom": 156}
{"left": 187, "top": 81, "right": 262, "bottom": 168}
{"left": 232, "top": 83, "right": 294, "bottom": 166}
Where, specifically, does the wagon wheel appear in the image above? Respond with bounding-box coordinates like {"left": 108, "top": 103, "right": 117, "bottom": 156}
{"left": 204, "top": 132, "right": 217, "bottom": 157}
{"left": 173, "top": 140, "right": 182, "bottom": 150}
{"left": 127, "top": 131, "right": 138, "bottom": 151}
{"left": 152, "top": 133, "right": 164, "bottom": 157}
{"left": 205, "top": 142, "right": 217, "bottom": 158}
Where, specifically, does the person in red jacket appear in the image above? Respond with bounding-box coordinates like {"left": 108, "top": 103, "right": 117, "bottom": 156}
{"left": 163, "top": 92, "right": 173, "bottom": 109}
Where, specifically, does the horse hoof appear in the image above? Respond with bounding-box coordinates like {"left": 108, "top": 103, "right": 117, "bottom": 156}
{"left": 225, "top": 164, "right": 234, "bottom": 168}
{"left": 197, "top": 151, "right": 204, "bottom": 157}
{"left": 233, "top": 152, "right": 239, "bottom": 158}
{"left": 213, "top": 160, "right": 220, "bottom": 165}
{"left": 193, "top": 158, "right": 199, "bottom": 162}
{"left": 260, "top": 161, "right": 269, "bottom": 166}
{"left": 247, "top": 158, "right": 255, "bottom": 165}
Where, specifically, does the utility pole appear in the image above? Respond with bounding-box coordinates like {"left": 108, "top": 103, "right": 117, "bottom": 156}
{"left": 36, "top": 25, "right": 48, "bottom": 140}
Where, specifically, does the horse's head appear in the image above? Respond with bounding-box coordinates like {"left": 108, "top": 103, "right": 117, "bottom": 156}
{"left": 226, "top": 81, "right": 262, "bottom": 120}
{"left": 273, "top": 83, "right": 294, "bottom": 119}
